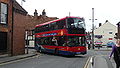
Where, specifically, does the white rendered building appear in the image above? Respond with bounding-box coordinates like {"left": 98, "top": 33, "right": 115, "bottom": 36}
{"left": 94, "top": 20, "right": 117, "bottom": 45}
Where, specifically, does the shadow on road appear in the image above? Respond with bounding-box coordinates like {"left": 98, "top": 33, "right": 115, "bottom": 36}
{"left": 39, "top": 52, "right": 86, "bottom": 58}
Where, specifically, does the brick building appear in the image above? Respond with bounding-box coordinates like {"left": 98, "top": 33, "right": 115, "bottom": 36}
{"left": 0, "top": 0, "right": 28, "bottom": 55}
{"left": 0, "top": 0, "right": 11, "bottom": 54}
{"left": 0, "top": 0, "right": 57, "bottom": 56}
{"left": 25, "top": 9, "right": 58, "bottom": 30}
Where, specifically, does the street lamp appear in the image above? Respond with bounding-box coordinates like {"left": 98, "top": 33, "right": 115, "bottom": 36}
{"left": 89, "top": 8, "right": 97, "bottom": 49}
{"left": 92, "top": 8, "right": 94, "bottom": 49}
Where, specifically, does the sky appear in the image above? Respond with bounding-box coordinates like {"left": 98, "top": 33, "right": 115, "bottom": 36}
{"left": 16, "top": 0, "right": 120, "bottom": 31}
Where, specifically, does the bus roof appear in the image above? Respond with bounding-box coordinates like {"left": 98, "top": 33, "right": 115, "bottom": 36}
{"left": 35, "top": 16, "right": 82, "bottom": 27}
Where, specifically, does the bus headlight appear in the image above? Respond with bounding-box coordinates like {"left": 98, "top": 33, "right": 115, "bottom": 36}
{"left": 78, "top": 48, "right": 80, "bottom": 50}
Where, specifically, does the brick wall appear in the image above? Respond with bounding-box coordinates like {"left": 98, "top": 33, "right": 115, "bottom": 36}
{"left": 12, "top": 12, "right": 26, "bottom": 55}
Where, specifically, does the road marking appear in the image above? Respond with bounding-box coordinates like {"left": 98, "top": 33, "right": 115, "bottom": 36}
{"left": 95, "top": 55, "right": 108, "bottom": 57}
{"left": 0, "top": 55, "right": 39, "bottom": 66}
{"left": 83, "top": 56, "right": 92, "bottom": 68}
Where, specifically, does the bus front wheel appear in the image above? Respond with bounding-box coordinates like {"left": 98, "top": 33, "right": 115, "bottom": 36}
{"left": 39, "top": 47, "right": 43, "bottom": 53}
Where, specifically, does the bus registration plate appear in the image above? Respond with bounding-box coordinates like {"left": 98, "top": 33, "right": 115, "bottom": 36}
{"left": 76, "top": 52, "right": 81, "bottom": 54}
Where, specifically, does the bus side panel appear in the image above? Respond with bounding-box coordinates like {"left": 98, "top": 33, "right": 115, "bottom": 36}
{"left": 57, "top": 46, "right": 73, "bottom": 55}
{"left": 40, "top": 45, "right": 74, "bottom": 55}
{"left": 69, "top": 46, "right": 87, "bottom": 55}
{"left": 39, "top": 45, "right": 87, "bottom": 55}
{"left": 58, "top": 46, "right": 87, "bottom": 55}
{"left": 41, "top": 45, "right": 57, "bottom": 53}
{"left": 68, "top": 46, "right": 86, "bottom": 52}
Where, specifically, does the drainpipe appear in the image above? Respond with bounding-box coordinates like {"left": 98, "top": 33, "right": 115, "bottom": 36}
{"left": 11, "top": 0, "right": 14, "bottom": 56}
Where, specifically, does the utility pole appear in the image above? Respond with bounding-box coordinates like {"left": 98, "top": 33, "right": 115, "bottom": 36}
{"left": 92, "top": 8, "right": 95, "bottom": 49}
{"left": 89, "top": 8, "right": 97, "bottom": 49}
{"left": 69, "top": 12, "right": 71, "bottom": 17}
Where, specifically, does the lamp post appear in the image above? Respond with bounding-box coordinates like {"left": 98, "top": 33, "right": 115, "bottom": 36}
{"left": 90, "top": 8, "right": 97, "bottom": 49}
{"left": 92, "top": 8, "right": 95, "bottom": 49}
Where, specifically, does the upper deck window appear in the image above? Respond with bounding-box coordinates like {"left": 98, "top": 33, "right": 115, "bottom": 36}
{"left": 35, "top": 19, "right": 66, "bottom": 33}
{"left": 67, "top": 18, "right": 85, "bottom": 29}
{"left": 0, "top": 3, "right": 8, "bottom": 24}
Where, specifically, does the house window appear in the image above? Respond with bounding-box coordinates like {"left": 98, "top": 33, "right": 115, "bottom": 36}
{"left": 109, "top": 32, "right": 112, "bottom": 34}
{"left": 0, "top": 3, "right": 8, "bottom": 24}
{"left": 95, "top": 35, "right": 102, "bottom": 39}
{"left": 109, "top": 38, "right": 113, "bottom": 40}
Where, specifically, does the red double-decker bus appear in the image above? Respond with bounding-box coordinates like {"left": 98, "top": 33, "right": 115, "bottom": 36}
{"left": 34, "top": 16, "right": 87, "bottom": 56}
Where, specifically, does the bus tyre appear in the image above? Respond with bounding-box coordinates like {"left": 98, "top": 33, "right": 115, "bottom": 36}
{"left": 39, "top": 49, "right": 41, "bottom": 53}
{"left": 39, "top": 47, "right": 42, "bottom": 53}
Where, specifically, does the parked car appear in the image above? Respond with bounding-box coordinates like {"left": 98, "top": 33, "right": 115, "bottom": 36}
{"left": 94, "top": 41, "right": 103, "bottom": 48}
{"left": 107, "top": 41, "right": 115, "bottom": 47}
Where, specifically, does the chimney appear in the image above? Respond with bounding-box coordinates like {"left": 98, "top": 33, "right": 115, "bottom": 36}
{"left": 105, "top": 20, "right": 108, "bottom": 23}
{"left": 34, "top": 9, "right": 38, "bottom": 16}
{"left": 42, "top": 9, "right": 46, "bottom": 16}
{"left": 99, "top": 23, "right": 102, "bottom": 27}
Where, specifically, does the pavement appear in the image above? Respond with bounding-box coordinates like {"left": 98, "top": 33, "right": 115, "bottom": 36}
{"left": 93, "top": 55, "right": 115, "bottom": 68}
{"left": 87, "top": 56, "right": 116, "bottom": 68}
{"left": 0, "top": 49, "right": 38, "bottom": 64}
{"left": 87, "top": 47, "right": 116, "bottom": 68}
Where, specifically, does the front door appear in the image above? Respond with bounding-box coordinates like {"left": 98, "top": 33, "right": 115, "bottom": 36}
{"left": 0, "top": 32, "right": 7, "bottom": 52}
